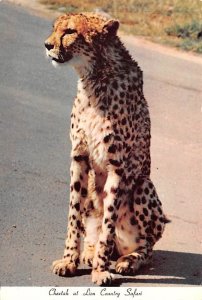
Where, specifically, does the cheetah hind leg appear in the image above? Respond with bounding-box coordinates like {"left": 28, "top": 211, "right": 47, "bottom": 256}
{"left": 115, "top": 246, "right": 153, "bottom": 275}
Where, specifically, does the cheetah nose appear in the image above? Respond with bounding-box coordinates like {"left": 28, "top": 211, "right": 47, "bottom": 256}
{"left": 45, "top": 42, "right": 54, "bottom": 51}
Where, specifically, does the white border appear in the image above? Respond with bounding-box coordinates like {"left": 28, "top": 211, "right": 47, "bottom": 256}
{"left": 1, "top": 287, "right": 202, "bottom": 300}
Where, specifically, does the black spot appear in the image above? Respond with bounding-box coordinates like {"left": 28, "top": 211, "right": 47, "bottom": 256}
{"left": 74, "top": 181, "right": 81, "bottom": 192}
{"left": 146, "top": 236, "right": 154, "bottom": 244}
{"left": 109, "top": 159, "right": 121, "bottom": 167}
{"left": 103, "top": 134, "right": 112, "bottom": 143}
{"left": 130, "top": 216, "right": 137, "bottom": 226}
{"left": 160, "top": 217, "right": 171, "bottom": 224}
{"left": 109, "top": 226, "right": 115, "bottom": 234}
{"left": 135, "top": 197, "right": 141, "bottom": 205}
{"left": 136, "top": 177, "right": 144, "bottom": 186}
{"left": 99, "top": 105, "right": 105, "bottom": 111}
{"left": 148, "top": 182, "right": 153, "bottom": 189}
{"left": 76, "top": 220, "right": 81, "bottom": 229}
{"left": 118, "top": 188, "right": 124, "bottom": 197}
{"left": 121, "top": 118, "right": 127, "bottom": 125}
{"left": 129, "top": 200, "right": 134, "bottom": 212}
{"left": 74, "top": 203, "right": 80, "bottom": 211}
{"left": 75, "top": 257, "right": 80, "bottom": 267}
{"left": 110, "top": 187, "right": 117, "bottom": 194}
{"left": 156, "top": 232, "right": 162, "bottom": 239}
{"left": 88, "top": 200, "right": 94, "bottom": 210}
{"left": 158, "top": 207, "right": 162, "bottom": 214}
{"left": 144, "top": 188, "right": 149, "bottom": 195}
{"left": 151, "top": 214, "right": 158, "bottom": 221}
{"left": 111, "top": 213, "right": 118, "bottom": 221}
{"left": 116, "top": 200, "right": 121, "bottom": 210}
{"left": 108, "top": 206, "right": 114, "bottom": 212}
{"left": 81, "top": 187, "right": 87, "bottom": 197}
{"left": 152, "top": 200, "right": 157, "bottom": 208}
{"left": 112, "top": 81, "right": 118, "bottom": 89}
{"left": 145, "top": 226, "right": 153, "bottom": 234}
{"left": 151, "top": 221, "right": 156, "bottom": 229}
{"left": 143, "top": 208, "right": 148, "bottom": 216}
{"left": 141, "top": 196, "right": 147, "bottom": 204}
{"left": 137, "top": 188, "right": 143, "bottom": 195}
{"left": 143, "top": 221, "right": 148, "bottom": 227}
{"left": 104, "top": 218, "right": 109, "bottom": 224}
{"left": 136, "top": 246, "right": 145, "bottom": 251}
{"left": 114, "top": 135, "right": 121, "bottom": 141}
{"left": 139, "top": 214, "right": 145, "bottom": 221}
{"left": 157, "top": 224, "right": 162, "bottom": 231}
{"left": 108, "top": 144, "right": 117, "bottom": 153}
{"left": 73, "top": 155, "right": 88, "bottom": 162}
{"left": 115, "top": 168, "right": 124, "bottom": 176}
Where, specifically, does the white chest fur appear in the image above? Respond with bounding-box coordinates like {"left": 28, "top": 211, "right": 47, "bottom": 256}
{"left": 72, "top": 80, "right": 113, "bottom": 170}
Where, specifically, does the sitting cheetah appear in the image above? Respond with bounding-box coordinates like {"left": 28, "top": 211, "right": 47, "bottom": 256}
{"left": 45, "top": 13, "right": 169, "bottom": 285}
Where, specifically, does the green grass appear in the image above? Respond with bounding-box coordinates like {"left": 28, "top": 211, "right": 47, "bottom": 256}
{"left": 165, "top": 20, "right": 202, "bottom": 53}
{"left": 40, "top": 0, "right": 202, "bottom": 53}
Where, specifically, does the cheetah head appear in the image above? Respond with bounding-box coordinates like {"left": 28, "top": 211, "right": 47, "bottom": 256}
{"left": 45, "top": 13, "right": 119, "bottom": 68}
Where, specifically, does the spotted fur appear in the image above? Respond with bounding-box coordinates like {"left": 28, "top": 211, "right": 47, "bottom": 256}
{"left": 45, "top": 12, "right": 169, "bottom": 285}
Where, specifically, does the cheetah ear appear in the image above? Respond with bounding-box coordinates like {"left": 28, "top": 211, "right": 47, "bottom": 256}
{"left": 103, "top": 19, "right": 119, "bottom": 36}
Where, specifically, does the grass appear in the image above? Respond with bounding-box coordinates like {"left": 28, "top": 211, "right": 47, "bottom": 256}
{"left": 40, "top": 0, "right": 202, "bottom": 53}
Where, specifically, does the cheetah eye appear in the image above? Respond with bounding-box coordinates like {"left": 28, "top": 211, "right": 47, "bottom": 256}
{"left": 64, "top": 28, "right": 77, "bottom": 35}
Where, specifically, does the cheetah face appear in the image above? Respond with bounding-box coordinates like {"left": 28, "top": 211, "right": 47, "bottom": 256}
{"left": 45, "top": 13, "right": 119, "bottom": 67}
{"left": 45, "top": 15, "right": 83, "bottom": 65}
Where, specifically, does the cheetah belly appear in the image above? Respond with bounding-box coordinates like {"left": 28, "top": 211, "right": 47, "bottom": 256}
{"left": 115, "top": 212, "right": 139, "bottom": 256}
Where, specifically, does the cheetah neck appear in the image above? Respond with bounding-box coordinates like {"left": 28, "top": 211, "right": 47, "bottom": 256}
{"left": 77, "top": 37, "right": 139, "bottom": 78}
{"left": 75, "top": 36, "right": 143, "bottom": 110}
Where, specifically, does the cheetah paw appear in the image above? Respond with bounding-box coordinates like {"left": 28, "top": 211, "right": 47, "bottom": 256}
{"left": 115, "top": 257, "right": 139, "bottom": 275}
{"left": 92, "top": 270, "right": 114, "bottom": 286}
{"left": 52, "top": 258, "right": 78, "bottom": 276}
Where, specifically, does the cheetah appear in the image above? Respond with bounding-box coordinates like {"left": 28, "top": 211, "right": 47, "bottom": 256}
{"left": 45, "top": 13, "right": 169, "bottom": 285}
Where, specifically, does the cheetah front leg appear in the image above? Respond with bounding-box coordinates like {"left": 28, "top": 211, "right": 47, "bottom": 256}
{"left": 52, "top": 153, "right": 90, "bottom": 276}
{"left": 82, "top": 170, "right": 106, "bottom": 267}
{"left": 92, "top": 170, "right": 120, "bottom": 285}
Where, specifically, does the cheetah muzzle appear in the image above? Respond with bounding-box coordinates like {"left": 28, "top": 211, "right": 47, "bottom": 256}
{"left": 45, "top": 12, "right": 169, "bottom": 286}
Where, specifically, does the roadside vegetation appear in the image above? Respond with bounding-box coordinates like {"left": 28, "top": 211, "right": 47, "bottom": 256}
{"left": 40, "top": 0, "right": 202, "bottom": 53}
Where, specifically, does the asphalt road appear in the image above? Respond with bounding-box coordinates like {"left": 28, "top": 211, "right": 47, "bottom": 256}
{"left": 0, "top": 1, "right": 202, "bottom": 287}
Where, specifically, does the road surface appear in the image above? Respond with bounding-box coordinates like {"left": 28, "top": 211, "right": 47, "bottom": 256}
{"left": 0, "top": 1, "right": 202, "bottom": 287}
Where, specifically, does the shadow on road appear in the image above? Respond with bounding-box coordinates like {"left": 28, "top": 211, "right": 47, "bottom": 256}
{"left": 76, "top": 250, "right": 202, "bottom": 286}
{"left": 111, "top": 250, "right": 202, "bottom": 286}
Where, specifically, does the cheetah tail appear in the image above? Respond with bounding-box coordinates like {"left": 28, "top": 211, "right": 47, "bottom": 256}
{"left": 163, "top": 216, "right": 171, "bottom": 224}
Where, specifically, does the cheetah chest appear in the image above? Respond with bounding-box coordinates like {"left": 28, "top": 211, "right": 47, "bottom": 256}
{"left": 81, "top": 107, "right": 112, "bottom": 170}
